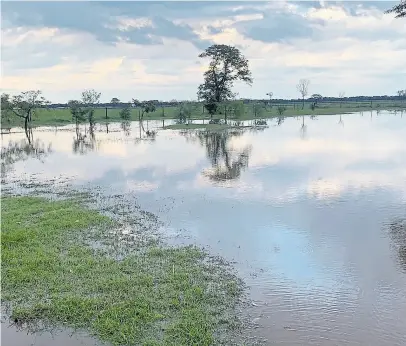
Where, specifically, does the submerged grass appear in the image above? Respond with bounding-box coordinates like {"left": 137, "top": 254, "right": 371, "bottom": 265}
{"left": 1, "top": 196, "right": 246, "bottom": 345}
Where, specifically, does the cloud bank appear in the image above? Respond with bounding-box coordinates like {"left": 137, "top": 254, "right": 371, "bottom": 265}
{"left": 1, "top": 1, "right": 405, "bottom": 102}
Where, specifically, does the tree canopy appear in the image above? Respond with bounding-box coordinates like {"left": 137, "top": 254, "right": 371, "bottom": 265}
{"left": 197, "top": 44, "right": 253, "bottom": 109}
{"left": 386, "top": 1, "right": 406, "bottom": 18}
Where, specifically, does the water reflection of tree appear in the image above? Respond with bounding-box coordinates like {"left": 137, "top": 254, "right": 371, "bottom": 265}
{"left": 338, "top": 115, "right": 344, "bottom": 126}
{"left": 388, "top": 218, "right": 406, "bottom": 273}
{"left": 1, "top": 132, "right": 52, "bottom": 180}
{"left": 195, "top": 130, "right": 251, "bottom": 181}
{"left": 300, "top": 116, "right": 307, "bottom": 140}
{"left": 72, "top": 124, "right": 97, "bottom": 155}
{"left": 120, "top": 121, "right": 131, "bottom": 136}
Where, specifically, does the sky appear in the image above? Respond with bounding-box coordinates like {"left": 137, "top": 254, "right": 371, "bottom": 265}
{"left": 1, "top": 1, "right": 405, "bottom": 103}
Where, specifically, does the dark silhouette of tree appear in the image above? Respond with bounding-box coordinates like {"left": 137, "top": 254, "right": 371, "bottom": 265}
{"left": 197, "top": 44, "right": 253, "bottom": 115}
{"left": 385, "top": 1, "right": 406, "bottom": 18}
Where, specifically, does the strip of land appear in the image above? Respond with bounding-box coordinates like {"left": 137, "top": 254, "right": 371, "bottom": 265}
{"left": 2, "top": 101, "right": 405, "bottom": 129}
{"left": 1, "top": 195, "right": 246, "bottom": 346}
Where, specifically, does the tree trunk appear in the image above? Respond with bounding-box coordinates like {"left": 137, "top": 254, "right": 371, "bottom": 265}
{"left": 302, "top": 97, "right": 305, "bottom": 110}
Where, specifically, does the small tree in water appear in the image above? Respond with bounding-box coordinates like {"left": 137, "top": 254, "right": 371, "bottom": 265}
{"left": 68, "top": 100, "right": 87, "bottom": 127}
{"left": 119, "top": 107, "right": 131, "bottom": 121}
{"left": 81, "top": 89, "right": 101, "bottom": 125}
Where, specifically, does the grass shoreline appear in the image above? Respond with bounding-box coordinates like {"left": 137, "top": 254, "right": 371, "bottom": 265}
{"left": 1, "top": 194, "right": 252, "bottom": 345}
{"left": 2, "top": 103, "right": 405, "bottom": 129}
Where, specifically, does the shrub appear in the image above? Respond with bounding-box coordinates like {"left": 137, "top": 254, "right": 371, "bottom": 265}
{"left": 119, "top": 107, "right": 131, "bottom": 120}
{"left": 277, "top": 106, "right": 287, "bottom": 115}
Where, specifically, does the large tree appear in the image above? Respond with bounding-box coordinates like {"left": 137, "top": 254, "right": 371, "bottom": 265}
{"left": 386, "top": 1, "right": 406, "bottom": 18}
{"left": 197, "top": 44, "right": 253, "bottom": 114}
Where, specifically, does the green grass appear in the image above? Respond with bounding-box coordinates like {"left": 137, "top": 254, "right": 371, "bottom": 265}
{"left": 1, "top": 196, "right": 245, "bottom": 345}
{"left": 2, "top": 100, "right": 405, "bottom": 129}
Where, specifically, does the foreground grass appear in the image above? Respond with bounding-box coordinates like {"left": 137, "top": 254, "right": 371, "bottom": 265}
{"left": 2, "top": 101, "right": 405, "bottom": 129}
{"left": 1, "top": 196, "right": 244, "bottom": 345}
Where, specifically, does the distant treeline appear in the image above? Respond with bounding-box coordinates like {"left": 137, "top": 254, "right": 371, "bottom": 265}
{"left": 47, "top": 95, "right": 406, "bottom": 109}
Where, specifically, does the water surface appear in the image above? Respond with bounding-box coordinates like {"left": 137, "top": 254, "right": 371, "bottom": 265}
{"left": 2, "top": 112, "right": 406, "bottom": 345}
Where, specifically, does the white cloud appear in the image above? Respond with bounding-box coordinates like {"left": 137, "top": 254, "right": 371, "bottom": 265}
{"left": 1, "top": 1, "right": 405, "bottom": 102}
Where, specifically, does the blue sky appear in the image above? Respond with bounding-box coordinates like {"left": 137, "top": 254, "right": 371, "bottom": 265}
{"left": 1, "top": 1, "right": 405, "bottom": 103}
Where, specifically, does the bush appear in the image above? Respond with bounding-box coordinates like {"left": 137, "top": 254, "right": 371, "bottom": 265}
{"left": 119, "top": 107, "right": 131, "bottom": 120}
{"left": 277, "top": 106, "right": 287, "bottom": 115}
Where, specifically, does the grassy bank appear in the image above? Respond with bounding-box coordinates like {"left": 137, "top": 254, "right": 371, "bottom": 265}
{"left": 1, "top": 196, "right": 245, "bottom": 345}
{"left": 2, "top": 100, "right": 405, "bottom": 129}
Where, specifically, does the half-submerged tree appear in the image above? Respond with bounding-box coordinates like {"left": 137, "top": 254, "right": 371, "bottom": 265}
{"left": 296, "top": 79, "right": 310, "bottom": 110}
{"left": 385, "top": 1, "right": 406, "bottom": 18}
{"left": 68, "top": 100, "right": 87, "bottom": 128}
{"left": 197, "top": 44, "right": 253, "bottom": 116}
{"left": 1, "top": 90, "right": 49, "bottom": 131}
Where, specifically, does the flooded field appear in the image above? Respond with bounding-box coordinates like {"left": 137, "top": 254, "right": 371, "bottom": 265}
{"left": 2, "top": 111, "right": 406, "bottom": 345}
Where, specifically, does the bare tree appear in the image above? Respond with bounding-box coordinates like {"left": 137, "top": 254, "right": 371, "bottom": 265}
{"left": 296, "top": 79, "right": 310, "bottom": 110}
{"left": 266, "top": 91, "right": 273, "bottom": 109}
{"left": 339, "top": 91, "right": 345, "bottom": 108}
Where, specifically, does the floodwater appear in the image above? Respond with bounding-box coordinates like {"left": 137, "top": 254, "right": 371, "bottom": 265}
{"left": 2, "top": 111, "right": 406, "bottom": 345}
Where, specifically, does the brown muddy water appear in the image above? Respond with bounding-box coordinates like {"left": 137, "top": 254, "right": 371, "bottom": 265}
{"left": 1, "top": 111, "right": 406, "bottom": 345}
